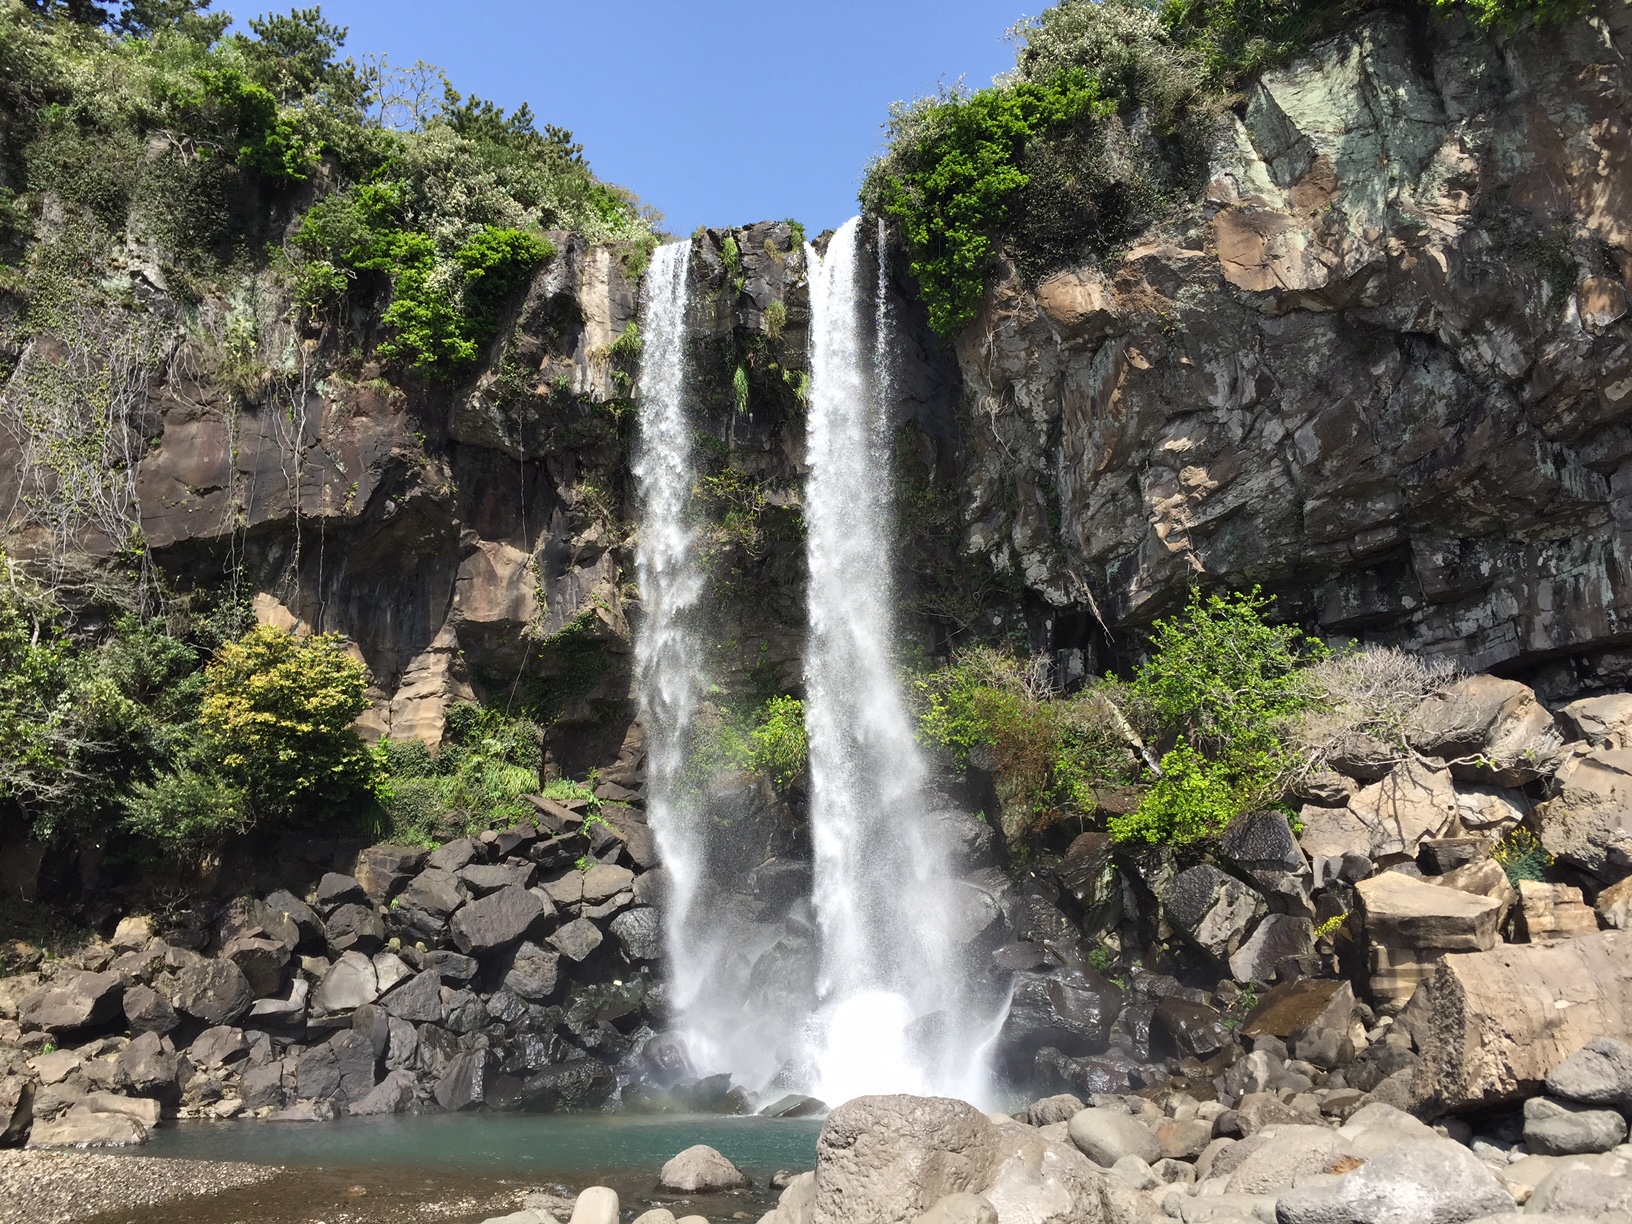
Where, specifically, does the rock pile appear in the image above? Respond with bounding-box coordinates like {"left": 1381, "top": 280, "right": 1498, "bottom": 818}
{"left": 0, "top": 788, "right": 698, "bottom": 1145}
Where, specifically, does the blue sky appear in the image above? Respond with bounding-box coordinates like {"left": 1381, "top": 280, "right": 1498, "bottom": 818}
{"left": 291, "top": 0, "right": 1028, "bottom": 235}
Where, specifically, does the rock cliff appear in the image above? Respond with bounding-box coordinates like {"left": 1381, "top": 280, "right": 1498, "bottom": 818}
{"left": 954, "top": 1, "right": 1632, "bottom": 696}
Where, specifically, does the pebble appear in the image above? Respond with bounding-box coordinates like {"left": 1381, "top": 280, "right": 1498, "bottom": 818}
{"left": 0, "top": 1149, "right": 278, "bottom": 1224}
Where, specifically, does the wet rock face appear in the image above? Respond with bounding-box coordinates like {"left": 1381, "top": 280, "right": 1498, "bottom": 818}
{"left": 954, "top": 8, "right": 1632, "bottom": 689}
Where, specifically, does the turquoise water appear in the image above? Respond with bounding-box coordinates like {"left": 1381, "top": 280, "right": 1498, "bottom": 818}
{"left": 144, "top": 1111, "right": 822, "bottom": 1183}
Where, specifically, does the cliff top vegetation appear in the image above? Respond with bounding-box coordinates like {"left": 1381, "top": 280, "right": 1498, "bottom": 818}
{"left": 862, "top": 0, "right": 1590, "bottom": 337}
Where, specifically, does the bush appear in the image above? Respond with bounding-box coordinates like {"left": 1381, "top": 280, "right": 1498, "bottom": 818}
{"left": 122, "top": 767, "right": 249, "bottom": 854}
{"left": 749, "top": 695, "right": 808, "bottom": 789}
{"left": 373, "top": 702, "right": 544, "bottom": 843}
{"left": 681, "top": 695, "right": 811, "bottom": 794}
{"left": 197, "top": 623, "right": 373, "bottom": 816}
{"left": 1493, "top": 827, "right": 1552, "bottom": 884}
{"left": 1111, "top": 586, "right": 1326, "bottom": 846}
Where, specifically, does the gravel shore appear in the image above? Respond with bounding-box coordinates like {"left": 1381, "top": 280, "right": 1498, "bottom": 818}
{"left": 0, "top": 1150, "right": 279, "bottom": 1224}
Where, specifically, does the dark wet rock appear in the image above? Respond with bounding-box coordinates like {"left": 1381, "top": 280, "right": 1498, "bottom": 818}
{"left": 610, "top": 907, "right": 661, "bottom": 960}
{"left": 458, "top": 862, "right": 535, "bottom": 894}
{"left": 426, "top": 837, "right": 479, "bottom": 874}
{"left": 1155, "top": 997, "right": 1232, "bottom": 1059}
{"left": 223, "top": 935, "right": 288, "bottom": 997}
{"left": 442, "top": 989, "right": 489, "bottom": 1034}
{"left": 1160, "top": 865, "right": 1265, "bottom": 962}
{"left": 450, "top": 885, "right": 543, "bottom": 954}
{"left": 996, "top": 968, "right": 1124, "bottom": 1074}
{"left": 170, "top": 960, "right": 252, "bottom": 1026}
{"left": 315, "top": 873, "right": 368, "bottom": 913}
{"left": 1035, "top": 1046, "right": 1142, "bottom": 1097}
{"left": 380, "top": 968, "right": 443, "bottom": 1024}
{"left": 325, "top": 904, "right": 387, "bottom": 955}
{"left": 114, "top": 1030, "right": 179, "bottom": 1094}
{"left": 421, "top": 950, "right": 478, "bottom": 983}
{"left": 310, "top": 951, "right": 379, "bottom": 1016}
{"left": 1228, "top": 914, "right": 1315, "bottom": 984}
{"left": 761, "top": 1094, "right": 826, "bottom": 1119}
{"left": 517, "top": 1057, "right": 615, "bottom": 1111}
{"left": 19, "top": 971, "right": 124, "bottom": 1034}
{"left": 188, "top": 1025, "right": 248, "bottom": 1069}
{"left": 548, "top": 917, "right": 604, "bottom": 962}
{"left": 434, "top": 1050, "right": 486, "bottom": 1111}
{"left": 355, "top": 845, "right": 430, "bottom": 904}
{"left": 262, "top": 890, "right": 323, "bottom": 950}
{"left": 122, "top": 983, "right": 178, "bottom": 1036}
{"left": 394, "top": 868, "right": 466, "bottom": 940}
{"left": 297, "top": 1029, "right": 378, "bottom": 1106}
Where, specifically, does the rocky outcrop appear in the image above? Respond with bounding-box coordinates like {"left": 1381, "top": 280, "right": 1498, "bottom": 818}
{"left": 953, "top": 1, "right": 1632, "bottom": 695}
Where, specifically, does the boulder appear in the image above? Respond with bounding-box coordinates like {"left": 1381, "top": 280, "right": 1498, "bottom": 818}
{"left": 516, "top": 1058, "right": 616, "bottom": 1111}
{"left": 1536, "top": 747, "right": 1632, "bottom": 882}
{"left": 1546, "top": 1036, "right": 1632, "bottom": 1109}
{"left": 262, "top": 889, "right": 323, "bottom": 949}
{"left": 240, "top": 1062, "right": 285, "bottom": 1111}
{"left": 188, "top": 1025, "right": 247, "bottom": 1069}
{"left": 995, "top": 969, "right": 1123, "bottom": 1073}
{"left": 114, "top": 1030, "right": 178, "bottom": 1093}
{"left": 380, "top": 968, "right": 443, "bottom": 1023}
{"left": 434, "top": 1050, "right": 486, "bottom": 1112}
{"left": 18, "top": 970, "right": 124, "bottom": 1033}
{"left": 1596, "top": 874, "right": 1632, "bottom": 930}
{"left": 422, "top": 950, "right": 478, "bottom": 982}
{"left": 1451, "top": 786, "right": 1528, "bottom": 836}
{"left": 1221, "top": 1124, "right": 1346, "bottom": 1193}
{"left": 297, "top": 1029, "right": 377, "bottom": 1105}
{"left": 315, "top": 872, "right": 368, "bottom": 911}
{"left": 540, "top": 871, "right": 584, "bottom": 907}
{"left": 224, "top": 935, "right": 289, "bottom": 996}
{"left": 1345, "top": 759, "right": 1461, "bottom": 859}
{"left": 311, "top": 950, "right": 379, "bottom": 1016}
{"left": 246, "top": 976, "right": 308, "bottom": 1031}
{"left": 548, "top": 917, "right": 604, "bottom": 963}
{"left": 581, "top": 863, "right": 635, "bottom": 903}
{"left": 1408, "top": 674, "right": 1560, "bottom": 782}
{"left": 1424, "top": 858, "right": 1516, "bottom": 923}
{"left": 1065, "top": 1106, "right": 1160, "bottom": 1166}
{"left": 1026, "top": 1094, "right": 1085, "bottom": 1128}
{"left": 610, "top": 907, "right": 662, "bottom": 960}
{"left": 450, "top": 885, "right": 543, "bottom": 954}
{"left": 1410, "top": 932, "right": 1632, "bottom": 1114}
{"left": 1159, "top": 865, "right": 1265, "bottom": 961}
{"left": 459, "top": 862, "right": 534, "bottom": 894}
{"left": 980, "top": 1123, "right": 1104, "bottom": 1223}
{"left": 1244, "top": 978, "right": 1356, "bottom": 1041}
{"left": 27, "top": 1105, "right": 147, "bottom": 1147}
{"left": 1150, "top": 1117, "right": 1212, "bottom": 1161}
{"left": 1523, "top": 1095, "right": 1628, "bottom": 1155}
{"left": 568, "top": 1187, "right": 619, "bottom": 1224}
{"left": 1417, "top": 836, "right": 1490, "bottom": 875}
{"left": 811, "top": 1096, "right": 999, "bottom": 1224}
{"left": 1154, "top": 998, "right": 1231, "bottom": 1058}
{"left": 170, "top": 959, "right": 253, "bottom": 1026}
{"left": 1228, "top": 914, "right": 1314, "bottom": 984}
{"left": 0, "top": 1077, "right": 32, "bottom": 1145}
{"left": 427, "top": 837, "right": 479, "bottom": 874}
{"left": 1356, "top": 871, "right": 1502, "bottom": 950}
{"left": 1515, "top": 879, "right": 1601, "bottom": 942}
{"left": 110, "top": 915, "right": 154, "bottom": 950}
{"left": 372, "top": 950, "right": 412, "bottom": 994}
{"left": 912, "top": 1193, "right": 997, "bottom": 1224}
{"left": 123, "top": 983, "right": 178, "bottom": 1036}
{"left": 1561, "top": 693, "right": 1632, "bottom": 746}
{"left": 501, "top": 942, "right": 561, "bottom": 1001}
{"left": 1525, "top": 1157, "right": 1632, "bottom": 1217}
{"left": 1276, "top": 1138, "right": 1512, "bottom": 1224}
{"left": 325, "top": 903, "right": 387, "bottom": 955}
{"left": 354, "top": 844, "right": 429, "bottom": 903}
{"left": 80, "top": 1092, "right": 161, "bottom": 1128}
{"left": 29, "top": 1049, "right": 81, "bottom": 1085}
{"left": 394, "top": 868, "right": 466, "bottom": 939}
{"left": 659, "top": 1144, "right": 751, "bottom": 1191}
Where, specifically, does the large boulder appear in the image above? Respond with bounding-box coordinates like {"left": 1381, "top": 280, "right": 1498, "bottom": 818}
{"left": 450, "top": 885, "right": 543, "bottom": 954}
{"left": 1276, "top": 1138, "right": 1515, "bottom": 1224}
{"left": 1522, "top": 1096, "right": 1628, "bottom": 1155}
{"left": 610, "top": 907, "right": 661, "bottom": 960}
{"left": 1536, "top": 747, "right": 1632, "bottom": 882}
{"left": 516, "top": 1057, "right": 615, "bottom": 1111}
{"left": 1344, "top": 759, "right": 1461, "bottom": 860}
{"left": 979, "top": 1123, "right": 1104, "bottom": 1224}
{"left": 1159, "top": 865, "right": 1264, "bottom": 961}
{"left": 1546, "top": 1036, "right": 1632, "bottom": 1109}
{"left": 325, "top": 904, "right": 387, "bottom": 955}
{"left": 1356, "top": 872, "right": 1503, "bottom": 951}
{"left": 18, "top": 970, "right": 124, "bottom": 1033}
{"left": 380, "top": 968, "right": 443, "bottom": 1022}
{"left": 995, "top": 969, "right": 1122, "bottom": 1074}
{"left": 27, "top": 1105, "right": 147, "bottom": 1147}
{"left": 394, "top": 868, "right": 466, "bottom": 939}
{"left": 659, "top": 1144, "right": 750, "bottom": 1192}
{"left": 1561, "top": 694, "right": 1632, "bottom": 747}
{"left": 548, "top": 917, "right": 604, "bottom": 962}
{"left": 1410, "top": 932, "right": 1632, "bottom": 1115}
{"left": 1515, "top": 880, "right": 1600, "bottom": 942}
{"left": 811, "top": 1096, "right": 1000, "bottom": 1224}
{"left": 114, "top": 1030, "right": 179, "bottom": 1094}
{"left": 434, "top": 1050, "right": 486, "bottom": 1112}
{"left": 297, "top": 1029, "right": 378, "bottom": 1105}
{"left": 223, "top": 935, "right": 289, "bottom": 997}
{"left": 1408, "top": 674, "right": 1561, "bottom": 784}
{"left": 354, "top": 844, "right": 430, "bottom": 903}
{"left": 500, "top": 942, "right": 561, "bottom": 1001}
{"left": 122, "top": 983, "right": 178, "bottom": 1036}
{"left": 311, "top": 950, "right": 380, "bottom": 1016}
{"left": 169, "top": 959, "right": 253, "bottom": 1026}
{"left": 1228, "top": 914, "right": 1314, "bottom": 984}
{"left": 1065, "top": 1107, "right": 1160, "bottom": 1166}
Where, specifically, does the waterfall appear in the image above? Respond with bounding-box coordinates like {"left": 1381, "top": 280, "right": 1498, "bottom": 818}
{"left": 802, "top": 217, "right": 992, "bottom": 1106}
{"left": 632, "top": 241, "right": 712, "bottom": 1059}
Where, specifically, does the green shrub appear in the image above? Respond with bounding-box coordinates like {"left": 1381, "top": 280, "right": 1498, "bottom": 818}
{"left": 122, "top": 767, "right": 249, "bottom": 854}
{"left": 197, "top": 623, "right": 373, "bottom": 815}
{"left": 374, "top": 702, "right": 544, "bottom": 842}
{"left": 1106, "top": 741, "right": 1237, "bottom": 846}
{"left": 1493, "top": 827, "right": 1553, "bottom": 884}
{"left": 749, "top": 695, "right": 808, "bottom": 789}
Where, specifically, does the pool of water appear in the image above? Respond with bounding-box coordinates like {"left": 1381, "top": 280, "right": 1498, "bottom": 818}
{"left": 98, "top": 1113, "right": 822, "bottom": 1224}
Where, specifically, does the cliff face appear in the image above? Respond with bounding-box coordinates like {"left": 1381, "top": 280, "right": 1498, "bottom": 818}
{"left": 956, "top": 1, "right": 1632, "bottom": 695}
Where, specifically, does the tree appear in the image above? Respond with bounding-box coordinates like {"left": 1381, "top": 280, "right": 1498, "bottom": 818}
{"left": 196, "top": 623, "right": 373, "bottom": 816}
{"left": 242, "top": 6, "right": 360, "bottom": 106}
{"left": 111, "top": 0, "right": 230, "bottom": 43}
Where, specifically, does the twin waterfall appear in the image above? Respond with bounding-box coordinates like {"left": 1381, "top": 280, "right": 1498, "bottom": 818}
{"left": 634, "top": 220, "right": 991, "bottom": 1105}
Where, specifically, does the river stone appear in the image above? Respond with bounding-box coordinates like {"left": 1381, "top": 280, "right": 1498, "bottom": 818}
{"left": 170, "top": 959, "right": 253, "bottom": 1025}
{"left": 1229, "top": 914, "right": 1315, "bottom": 984}
{"left": 549, "top": 917, "right": 603, "bottom": 962}
{"left": 1276, "top": 1137, "right": 1514, "bottom": 1224}
{"left": 1546, "top": 1036, "right": 1632, "bottom": 1108}
{"left": 434, "top": 1049, "right": 486, "bottom": 1111}
{"left": 1026, "top": 1093, "right": 1085, "bottom": 1127}
{"left": 568, "top": 1187, "right": 619, "bottom": 1224}
{"left": 27, "top": 1105, "right": 147, "bottom": 1147}
{"left": 813, "top": 1095, "right": 998, "bottom": 1223}
{"left": 1161, "top": 865, "right": 1264, "bottom": 960}
{"left": 311, "top": 950, "right": 379, "bottom": 1016}
{"left": 315, "top": 872, "right": 367, "bottom": 912}
{"left": 1223, "top": 1125, "right": 1346, "bottom": 1194}
{"left": 659, "top": 1143, "right": 750, "bottom": 1191}
{"left": 123, "top": 983, "right": 178, "bottom": 1035}
{"left": 1523, "top": 1095, "right": 1629, "bottom": 1155}
{"left": 1067, "top": 1106, "right": 1161, "bottom": 1166}
{"left": 19, "top": 970, "right": 124, "bottom": 1033}
{"left": 610, "top": 907, "right": 661, "bottom": 960}
{"left": 451, "top": 885, "right": 543, "bottom": 953}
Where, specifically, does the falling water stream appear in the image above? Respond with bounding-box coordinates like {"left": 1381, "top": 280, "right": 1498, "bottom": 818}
{"left": 802, "top": 217, "right": 993, "bottom": 1105}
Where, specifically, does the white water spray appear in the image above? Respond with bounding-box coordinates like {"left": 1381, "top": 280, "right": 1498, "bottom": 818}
{"left": 632, "top": 241, "right": 711, "bottom": 1049}
{"left": 802, "top": 217, "right": 993, "bottom": 1106}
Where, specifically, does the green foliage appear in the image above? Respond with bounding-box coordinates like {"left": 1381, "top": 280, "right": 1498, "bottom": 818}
{"left": 749, "top": 695, "right": 808, "bottom": 790}
{"left": 122, "top": 767, "right": 248, "bottom": 853}
{"left": 1110, "top": 587, "right": 1325, "bottom": 847}
{"left": 684, "top": 695, "right": 810, "bottom": 793}
{"left": 732, "top": 364, "right": 749, "bottom": 414}
{"left": 196, "top": 623, "right": 373, "bottom": 815}
{"left": 863, "top": 70, "right": 1108, "bottom": 337}
{"left": 374, "top": 702, "right": 543, "bottom": 844}
{"left": 1493, "top": 827, "right": 1553, "bottom": 884}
